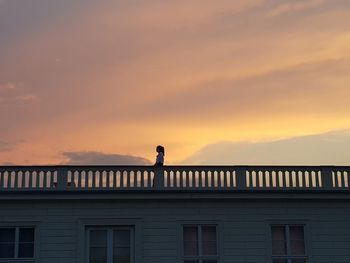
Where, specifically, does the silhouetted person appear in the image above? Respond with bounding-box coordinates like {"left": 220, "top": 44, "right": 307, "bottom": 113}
{"left": 154, "top": 145, "right": 165, "bottom": 166}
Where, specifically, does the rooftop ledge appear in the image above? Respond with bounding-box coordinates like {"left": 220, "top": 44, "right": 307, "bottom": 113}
{"left": 0, "top": 166, "right": 349, "bottom": 197}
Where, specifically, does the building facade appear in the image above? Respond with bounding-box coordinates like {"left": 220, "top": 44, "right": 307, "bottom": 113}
{"left": 0, "top": 165, "right": 349, "bottom": 263}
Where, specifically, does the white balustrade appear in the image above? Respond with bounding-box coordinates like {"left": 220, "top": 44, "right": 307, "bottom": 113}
{"left": 0, "top": 166, "right": 348, "bottom": 192}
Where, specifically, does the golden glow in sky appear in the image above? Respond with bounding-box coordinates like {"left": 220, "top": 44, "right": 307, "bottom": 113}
{"left": 0, "top": 0, "right": 350, "bottom": 165}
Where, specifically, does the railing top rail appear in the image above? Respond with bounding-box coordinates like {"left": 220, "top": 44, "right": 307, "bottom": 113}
{"left": 0, "top": 165, "right": 346, "bottom": 169}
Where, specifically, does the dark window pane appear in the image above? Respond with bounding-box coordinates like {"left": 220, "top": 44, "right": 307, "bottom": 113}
{"left": 0, "top": 228, "right": 15, "bottom": 242}
{"left": 202, "top": 226, "right": 216, "bottom": 242}
{"left": 184, "top": 261, "right": 199, "bottom": 263}
{"left": 272, "top": 226, "right": 285, "bottom": 241}
{"left": 90, "top": 247, "right": 107, "bottom": 263}
{"left": 184, "top": 226, "right": 198, "bottom": 256}
{"left": 272, "top": 241, "right": 286, "bottom": 255}
{"left": 114, "top": 230, "right": 131, "bottom": 247}
{"left": 184, "top": 226, "right": 198, "bottom": 242}
{"left": 203, "top": 261, "right": 217, "bottom": 263}
{"left": 19, "top": 243, "right": 34, "bottom": 258}
{"left": 290, "top": 226, "right": 305, "bottom": 255}
{"left": 0, "top": 243, "right": 15, "bottom": 258}
{"left": 184, "top": 241, "right": 198, "bottom": 256}
{"left": 113, "top": 247, "right": 130, "bottom": 263}
{"left": 272, "top": 226, "right": 286, "bottom": 255}
{"left": 290, "top": 240, "right": 306, "bottom": 255}
{"left": 19, "top": 228, "right": 35, "bottom": 242}
{"left": 292, "top": 260, "right": 307, "bottom": 263}
{"left": 202, "top": 241, "right": 217, "bottom": 255}
{"left": 290, "top": 226, "right": 304, "bottom": 240}
{"left": 90, "top": 230, "right": 107, "bottom": 247}
{"left": 273, "top": 260, "right": 288, "bottom": 263}
{"left": 202, "top": 226, "right": 217, "bottom": 255}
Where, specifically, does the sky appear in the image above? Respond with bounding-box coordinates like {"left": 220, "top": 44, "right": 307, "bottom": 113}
{"left": 0, "top": 0, "right": 350, "bottom": 165}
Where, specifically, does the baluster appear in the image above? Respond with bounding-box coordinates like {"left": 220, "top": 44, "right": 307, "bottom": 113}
{"left": 223, "top": 171, "right": 227, "bottom": 188}
{"left": 252, "top": 171, "right": 257, "bottom": 188}
{"left": 42, "top": 171, "right": 47, "bottom": 189}
{"left": 162, "top": 171, "right": 166, "bottom": 188}
{"left": 257, "top": 171, "right": 261, "bottom": 188}
{"left": 92, "top": 171, "right": 97, "bottom": 189}
{"left": 28, "top": 171, "right": 33, "bottom": 189}
{"left": 291, "top": 171, "right": 296, "bottom": 188}
{"left": 140, "top": 171, "right": 144, "bottom": 188}
{"left": 305, "top": 171, "right": 310, "bottom": 188}
{"left": 202, "top": 171, "right": 207, "bottom": 189}
{"left": 278, "top": 171, "right": 284, "bottom": 189}
{"left": 194, "top": 171, "right": 198, "bottom": 188}
{"left": 218, "top": 171, "right": 223, "bottom": 189}
{"left": 13, "top": 171, "right": 18, "bottom": 189}
{"left": 317, "top": 171, "right": 322, "bottom": 188}
{"left": 176, "top": 171, "right": 180, "bottom": 188}
{"left": 111, "top": 171, "right": 116, "bottom": 188}
{"left": 198, "top": 171, "right": 203, "bottom": 189}
{"left": 295, "top": 171, "right": 300, "bottom": 188}
{"left": 234, "top": 170, "right": 238, "bottom": 188}
{"left": 312, "top": 171, "right": 317, "bottom": 188}
{"left": 136, "top": 171, "right": 140, "bottom": 188}
{"left": 245, "top": 170, "right": 251, "bottom": 188}
{"left": 185, "top": 171, "right": 189, "bottom": 189}
{"left": 76, "top": 171, "right": 81, "bottom": 189}
{"left": 35, "top": 171, "right": 40, "bottom": 189}
{"left": 105, "top": 171, "right": 110, "bottom": 189}
{"left": 211, "top": 171, "right": 216, "bottom": 188}
{"left": 126, "top": 171, "right": 130, "bottom": 188}
{"left": 265, "top": 171, "right": 270, "bottom": 188}
{"left": 284, "top": 170, "right": 289, "bottom": 188}
{"left": 188, "top": 171, "right": 193, "bottom": 188}
{"left": 146, "top": 170, "right": 150, "bottom": 188}
{"left": 3, "top": 172, "right": 8, "bottom": 189}
{"left": 178, "top": 171, "right": 183, "bottom": 188}
{"left": 338, "top": 171, "right": 342, "bottom": 188}
{"left": 0, "top": 171, "right": 3, "bottom": 189}
{"left": 120, "top": 171, "right": 125, "bottom": 188}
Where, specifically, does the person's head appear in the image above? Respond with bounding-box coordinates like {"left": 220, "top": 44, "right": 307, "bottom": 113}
{"left": 156, "top": 145, "right": 165, "bottom": 155}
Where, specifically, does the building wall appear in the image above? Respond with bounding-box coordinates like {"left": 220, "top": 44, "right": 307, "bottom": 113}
{"left": 0, "top": 198, "right": 350, "bottom": 263}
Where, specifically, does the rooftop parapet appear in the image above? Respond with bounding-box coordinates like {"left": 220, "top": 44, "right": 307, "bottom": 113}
{"left": 0, "top": 165, "right": 349, "bottom": 192}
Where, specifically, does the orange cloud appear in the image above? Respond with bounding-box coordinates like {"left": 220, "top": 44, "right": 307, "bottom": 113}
{"left": 268, "top": 0, "right": 327, "bottom": 16}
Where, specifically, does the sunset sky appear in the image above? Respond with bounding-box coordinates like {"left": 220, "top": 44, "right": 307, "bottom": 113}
{"left": 1, "top": 0, "right": 350, "bottom": 165}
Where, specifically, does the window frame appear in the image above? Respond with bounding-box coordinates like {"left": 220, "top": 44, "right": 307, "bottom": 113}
{"left": 86, "top": 226, "right": 134, "bottom": 263}
{"left": 180, "top": 223, "right": 220, "bottom": 263}
{"left": 0, "top": 223, "right": 38, "bottom": 263}
{"left": 268, "top": 223, "right": 309, "bottom": 263}
{"left": 77, "top": 218, "right": 143, "bottom": 263}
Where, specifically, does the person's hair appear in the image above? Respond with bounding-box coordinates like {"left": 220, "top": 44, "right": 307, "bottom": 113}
{"left": 156, "top": 145, "right": 165, "bottom": 155}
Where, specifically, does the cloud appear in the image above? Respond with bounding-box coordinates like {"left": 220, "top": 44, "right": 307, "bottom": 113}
{"left": 136, "top": 57, "right": 350, "bottom": 121}
{"left": 0, "top": 82, "right": 17, "bottom": 91}
{"left": 62, "top": 151, "right": 151, "bottom": 165}
{"left": 122, "top": 0, "right": 265, "bottom": 29}
{"left": 14, "top": 95, "right": 37, "bottom": 101}
{"left": 0, "top": 162, "right": 15, "bottom": 166}
{"left": 181, "top": 130, "right": 350, "bottom": 165}
{"left": 268, "top": 0, "right": 327, "bottom": 17}
{"left": 0, "top": 82, "right": 37, "bottom": 104}
{"left": 0, "top": 141, "right": 14, "bottom": 152}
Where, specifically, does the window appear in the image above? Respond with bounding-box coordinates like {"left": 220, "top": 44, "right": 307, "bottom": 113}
{"left": 0, "top": 227, "right": 35, "bottom": 260}
{"left": 271, "top": 225, "right": 307, "bottom": 263}
{"left": 182, "top": 225, "right": 218, "bottom": 263}
{"left": 87, "top": 227, "right": 133, "bottom": 263}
